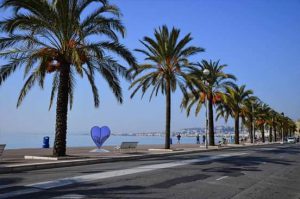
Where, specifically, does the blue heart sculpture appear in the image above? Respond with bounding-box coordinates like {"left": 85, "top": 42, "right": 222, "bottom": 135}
{"left": 91, "top": 126, "right": 111, "bottom": 148}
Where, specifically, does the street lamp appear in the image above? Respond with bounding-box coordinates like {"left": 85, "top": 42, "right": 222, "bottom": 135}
{"left": 203, "top": 69, "right": 210, "bottom": 149}
{"left": 281, "top": 112, "right": 284, "bottom": 144}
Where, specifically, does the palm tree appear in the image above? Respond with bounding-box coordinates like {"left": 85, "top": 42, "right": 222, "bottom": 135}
{"left": 0, "top": 0, "right": 136, "bottom": 156}
{"left": 181, "top": 60, "right": 236, "bottom": 146}
{"left": 287, "top": 117, "right": 296, "bottom": 137}
{"left": 266, "top": 109, "right": 278, "bottom": 142}
{"left": 272, "top": 111, "right": 280, "bottom": 142}
{"left": 240, "top": 97, "right": 259, "bottom": 143}
{"left": 255, "top": 103, "right": 271, "bottom": 143}
{"left": 130, "top": 25, "right": 204, "bottom": 149}
{"left": 216, "top": 84, "right": 254, "bottom": 144}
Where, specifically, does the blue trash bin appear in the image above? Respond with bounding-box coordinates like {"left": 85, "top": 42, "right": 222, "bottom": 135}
{"left": 43, "top": 136, "right": 49, "bottom": 148}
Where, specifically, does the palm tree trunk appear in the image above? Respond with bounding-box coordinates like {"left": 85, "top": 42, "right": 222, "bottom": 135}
{"left": 269, "top": 127, "right": 273, "bottom": 142}
{"left": 274, "top": 124, "right": 277, "bottom": 142}
{"left": 249, "top": 116, "right": 253, "bottom": 143}
{"left": 253, "top": 126, "right": 256, "bottom": 142}
{"left": 261, "top": 126, "right": 265, "bottom": 143}
{"left": 234, "top": 115, "right": 239, "bottom": 144}
{"left": 53, "top": 64, "right": 70, "bottom": 157}
{"left": 208, "top": 95, "right": 215, "bottom": 146}
{"left": 165, "top": 79, "right": 171, "bottom": 149}
{"left": 280, "top": 125, "right": 283, "bottom": 140}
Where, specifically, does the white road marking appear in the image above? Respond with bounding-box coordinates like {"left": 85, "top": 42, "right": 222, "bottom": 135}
{"left": 0, "top": 152, "right": 247, "bottom": 199}
{"left": 216, "top": 176, "right": 228, "bottom": 181}
{"left": 51, "top": 194, "right": 86, "bottom": 199}
{"left": 257, "top": 148, "right": 276, "bottom": 151}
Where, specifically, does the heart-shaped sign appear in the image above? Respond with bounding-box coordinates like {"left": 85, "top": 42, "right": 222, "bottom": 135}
{"left": 91, "top": 126, "right": 111, "bottom": 148}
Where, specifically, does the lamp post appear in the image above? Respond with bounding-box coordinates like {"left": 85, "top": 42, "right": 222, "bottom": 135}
{"left": 203, "top": 68, "right": 210, "bottom": 149}
{"left": 281, "top": 112, "right": 284, "bottom": 144}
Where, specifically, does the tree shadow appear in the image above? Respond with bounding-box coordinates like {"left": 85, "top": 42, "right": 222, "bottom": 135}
{"left": 191, "top": 155, "right": 294, "bottom": 178}
{"left": 256, "top": 146, "right": 300, "bottom": 155}
{"left": 0, "top": 177, "right": 23, "bottom": 186}
{"left": 216, "top": 155, "right": 294, "bottom": 167}
{"left": 150, "top": 173, "right": 210, "bottom": 188}
{"left": 22, "top": 183, "right": 160, "bottom": 199}
{"left": 202, "top": 166, "right": 260, "bottom": 177}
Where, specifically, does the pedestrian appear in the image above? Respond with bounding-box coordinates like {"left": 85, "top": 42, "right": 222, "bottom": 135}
{"left": 196, "top": 134, "right": 200, "bottom": 144}
{"left": 177, "top": 134, "right": 181, "bottom": 144}
{"left": 222, "top": 137, "right": 226, "bottom": 145}
{"left": 202, "top": 135, "right": 206, "bottom": 144}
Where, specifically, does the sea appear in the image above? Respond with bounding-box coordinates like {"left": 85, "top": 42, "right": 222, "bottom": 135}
{"left": 0, "top": 132, "right": 235, "bottom": 149}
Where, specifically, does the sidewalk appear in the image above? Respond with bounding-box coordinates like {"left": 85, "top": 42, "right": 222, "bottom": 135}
{"left": 0, "top": 142, "right": 275, "bottom": 174}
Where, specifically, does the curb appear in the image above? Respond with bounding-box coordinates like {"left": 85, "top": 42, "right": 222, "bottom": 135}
{"left": 0, "top": 143, "right": 280, "bottom": 174}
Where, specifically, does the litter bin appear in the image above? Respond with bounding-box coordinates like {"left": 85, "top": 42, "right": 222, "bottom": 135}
{"left": 43, "top": 136, "right": 49, "bottom": 148}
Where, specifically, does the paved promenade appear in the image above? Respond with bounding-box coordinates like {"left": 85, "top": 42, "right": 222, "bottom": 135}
{"left": 0, "top": 142, "right": 275, "bottom": 174}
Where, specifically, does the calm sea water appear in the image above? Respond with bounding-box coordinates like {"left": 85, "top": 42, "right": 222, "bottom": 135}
{"left": 0, "top": 132, "right": 231, "bottom": 149}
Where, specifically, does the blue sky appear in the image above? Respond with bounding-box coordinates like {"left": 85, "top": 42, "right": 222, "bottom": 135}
{"left": 0, "top": 0, "right": 300, "bottom": 135}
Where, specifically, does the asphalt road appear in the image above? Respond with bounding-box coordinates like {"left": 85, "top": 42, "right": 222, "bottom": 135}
{"left": 1, "top": 143, "right": 300, "bottom": 199}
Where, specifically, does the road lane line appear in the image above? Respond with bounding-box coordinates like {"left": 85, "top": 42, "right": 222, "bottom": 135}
{"left": 51, "top": 194, "right": 85, "bottom": 199}
{"left": 216, "top": 176, "right": 228, "bottom": 181}
{"left": 0, "top": 152, "right": 247, "bottom": 199}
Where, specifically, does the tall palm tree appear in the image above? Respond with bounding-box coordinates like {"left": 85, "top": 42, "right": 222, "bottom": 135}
{"left": 216, "top": 84, "right": 254, "bottom": 144}
{"left": 0, "top": 0, "right": 136, "bottom": 156}
{"left": 278, "top": 113, "right": 286, "bottom": 141}
{"left": 130, "top": 25, "right": 204, "bottom": 149}
{"left": 181, "top": 60, "right": 236, "bottom": 146}
{"left": 255, "top": 103, "right": 271, "bottom": 143}
{"left": 272, "top": 112, "right": 280, "bottom": 142}
{"left": 287, "top": 117, "right": 296, "bottom": 137}
{"left": 240, "top": 97, "right": 259, "bottom": 143}
{"left": 266, "top": 109, "right": 278, "bottom": 142}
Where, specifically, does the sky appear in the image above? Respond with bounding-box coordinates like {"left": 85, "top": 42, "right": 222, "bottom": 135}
{"left": 0, "top": 0, "right": 300, "bottom": 135}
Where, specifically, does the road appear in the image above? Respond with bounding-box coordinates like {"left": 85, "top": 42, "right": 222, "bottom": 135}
{"left": 1, "top": 144, "right": 300, "bottom": 199}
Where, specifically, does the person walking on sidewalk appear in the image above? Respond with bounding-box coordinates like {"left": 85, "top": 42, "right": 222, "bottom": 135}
{"left": 196, "top": 134, "right": 200, "bottom": 144}
{"left": 177, "top": 134, "right": 181, "bottom": 144}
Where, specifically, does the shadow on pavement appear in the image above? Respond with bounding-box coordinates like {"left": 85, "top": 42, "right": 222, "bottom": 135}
{"left": 219, "top": 155, "right": 293, "bottom": 166}
{"left": 17, "top": 183, "right": 159, "bottom": 199}
{"left": 0, "top": 177, "right": 23, "bottom": 186}
{"left": 257, "top": 146, "right": 300, "bottom": 155}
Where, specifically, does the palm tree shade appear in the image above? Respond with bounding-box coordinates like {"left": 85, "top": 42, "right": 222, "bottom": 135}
{"left": 0, "top": 0, "right": 136, "bottom": 156}
{"left": 130, "top": 25, "right": 204, "bottom": 149}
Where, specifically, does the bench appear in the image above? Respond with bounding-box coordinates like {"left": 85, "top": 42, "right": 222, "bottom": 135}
{"left": 0, "top": 144, "right": 6, "bottom": 160}
{"left": 115, "top": 142, "right": 138, "bottom": 152}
